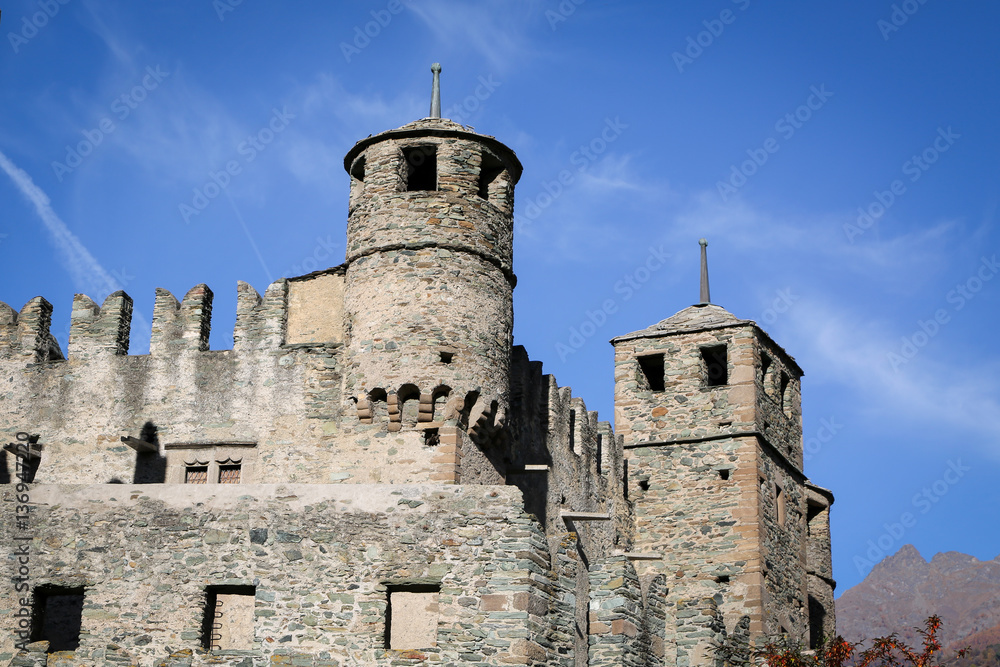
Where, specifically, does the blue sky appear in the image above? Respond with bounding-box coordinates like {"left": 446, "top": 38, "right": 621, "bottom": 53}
{"left": 2, "top": 1, "right": 998, "bottom": 594}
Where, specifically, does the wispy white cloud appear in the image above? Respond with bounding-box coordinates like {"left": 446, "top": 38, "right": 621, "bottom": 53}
{"left": 786, "top": 297, "right": 1000, "bottom": 456}
{"left": 0, "top": 149, "right": 120, "bottom": 299}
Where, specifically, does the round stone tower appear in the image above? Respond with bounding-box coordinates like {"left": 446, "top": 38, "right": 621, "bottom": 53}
{"left": 341, "top": 65, "right": 522, "bottom": 431}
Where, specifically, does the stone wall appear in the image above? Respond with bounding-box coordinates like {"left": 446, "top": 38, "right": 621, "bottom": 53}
{"left": 0, "top": 484, "right": 568, "bottom": 667}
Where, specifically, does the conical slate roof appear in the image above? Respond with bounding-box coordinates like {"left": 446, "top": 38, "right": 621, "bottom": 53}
{"left": 611, "top": 303, "right": 751, "bottom": 342}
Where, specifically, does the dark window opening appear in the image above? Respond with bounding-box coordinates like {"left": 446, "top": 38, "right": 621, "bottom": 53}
{"left": 595, "top": 433, "right": 603, "bottom": 475}
{"left": 622, "top": 459, "right": 629, "bottom": 501}
{"left": 807, "top": 502, "right": 824, "bottom": 536}
{"left": 32, "top": 586, "right": 84, "bottom": 653}
{"left": 439, "top": 351, "right": 453, "bottom": 364}
{"left": 761, "top": 352, "right": 772, "bottom": 389}
{"left": 638, "top": 479, "right": 650, "bottom": 492}
{"left": 478, "top": 151, "right": 505, "bottom": 200}
{"left": 403, "top": 145, "right": 437, "bottom": 191}
{"left": 385, "top": 584, "right": 440, "bottom": 650}
{"left": 424, "top": 428, "right": 440, "bottom": 447}
{"left": 701, "top": 345, "right": 728, "bottom": 386}
{"left": 185, "top": 466, "right": 208, "bottom": 484}
{"left": 637, "top": 354, "right": 665, "bottom": 392}
{"left": 201, "top": 585, "right": 256, "bottom": 652}
{"left": 719, "top": 469, "right": 730, "bottom": 481}
{"left": 218, "top": 464, "right": 241, "bottom": 484}
{"left": 350, "top": 155, "right": 366, "bottom": 182}
{"left": 808, "top": 594, "right": 825, "bottom": 649}
{"left": 716, "top": 575, "right": 730, "bottom": 584}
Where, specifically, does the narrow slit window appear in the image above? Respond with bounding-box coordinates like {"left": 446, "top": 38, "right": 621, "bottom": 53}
{"left": 386, "top": 585, "right": 440, "bottom": 650}
{"left": 761, "top": 353, "right": 772, "bottom": 392}
{"left": 776, "top": 483, "right": 786, "bottom": 526}
{"left": 185, "top": 466, "right": 208, "bottom": 484}
{"left": 637, "top": 354, "right": 665, "bottom": 392}
{"left": 780, "top": 372, "right": 793, "bottom": 417}
{"left": 701, "top": 345, "right": 728, "bottom": 386}
{"left": 202, "top": 586, "right": 256, "bottom": 652}
{"left": 33, "top": 586, "right": 85, "bottom": 653}
{"left": 403, "top": 145, "right": 437, "bottom": 191}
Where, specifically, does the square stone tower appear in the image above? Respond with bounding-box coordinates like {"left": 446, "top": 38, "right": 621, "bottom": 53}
{"left": 610, "top": 249, "right": 835, "bottom": 649}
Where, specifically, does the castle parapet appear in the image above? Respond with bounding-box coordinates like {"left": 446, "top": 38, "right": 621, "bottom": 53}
{"left": 0, "top": 297, "right": 63, "bottom": 363}
{"left": 150, "top": 284, "right": 213, "bottom": 354}
{"left": 68, "top": 291, "right": 133, "bottom": 359}
{"left": 234, "top": 279, "right": 287, "bottom": 352}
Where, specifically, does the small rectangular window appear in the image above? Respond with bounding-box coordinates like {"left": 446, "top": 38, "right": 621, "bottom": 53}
{"left": 637, "top": 354, "right": 665, "bottom": 392}
{"left": 202, "top": 586, "right": 255, "bottom": 652}
{"left": 424, "top": 428, "right": 440, "bottom": 447}
{"left": 403, "top": 146, "right": 437, "bottom": 191}
{"left": 439, "top": 351, "right": 453, "bottom": 364}
{"left": 701, "top": 345, "right": 728, "bottom": 386}
{"left": 33, "top": 586, "right": 85, "bottom": 653}
{"left": 719, "top": 469, "right": 730, "bottom": 481}
{"left": 185, "top": 466, "right": 208, "bottom": 484}
{"left": 386, "top": 585, "right": 440, "bottom": 649}
{"left": 218, "top": 464, "right": 241, "bottom": 484}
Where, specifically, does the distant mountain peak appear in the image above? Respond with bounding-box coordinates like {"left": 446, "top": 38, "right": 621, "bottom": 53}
{"left": 870, "top": 543, "right": 927, "bottom": 575}
{"left": 837, "top": 546, "right": 1000, "bottom": 649}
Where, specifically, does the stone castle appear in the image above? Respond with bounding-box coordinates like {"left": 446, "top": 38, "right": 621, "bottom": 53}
{"left": 0, "top": 66, "right": 835, "bottom": 666}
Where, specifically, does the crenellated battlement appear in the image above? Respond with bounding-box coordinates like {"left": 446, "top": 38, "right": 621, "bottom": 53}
{"left": 0, "top": 296, "right": 64, "bottom": 363}
{"left": 69, "top": 290, "right": 133, "bottom": 358}
{"left": 0, "top": 277, "right": 306, "bottom": 368}
{"left": 150, "top": 284, "right": 212, "bottom": 354}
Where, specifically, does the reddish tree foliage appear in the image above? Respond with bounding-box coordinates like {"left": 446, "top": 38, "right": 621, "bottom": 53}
{"left": 723, "top": 616, "right": 968, "bottom": 667}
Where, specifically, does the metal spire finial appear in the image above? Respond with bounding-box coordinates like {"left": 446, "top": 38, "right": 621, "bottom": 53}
{"left": 699, "top": 238, "right": 711, "bottom": 305}
{"left": 429, "top": 63, "right": 442, "bottom": 118}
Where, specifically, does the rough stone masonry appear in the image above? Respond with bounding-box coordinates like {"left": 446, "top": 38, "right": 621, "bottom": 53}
{"left": 0, "top": 71, "right": 834, "bottom": 667}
